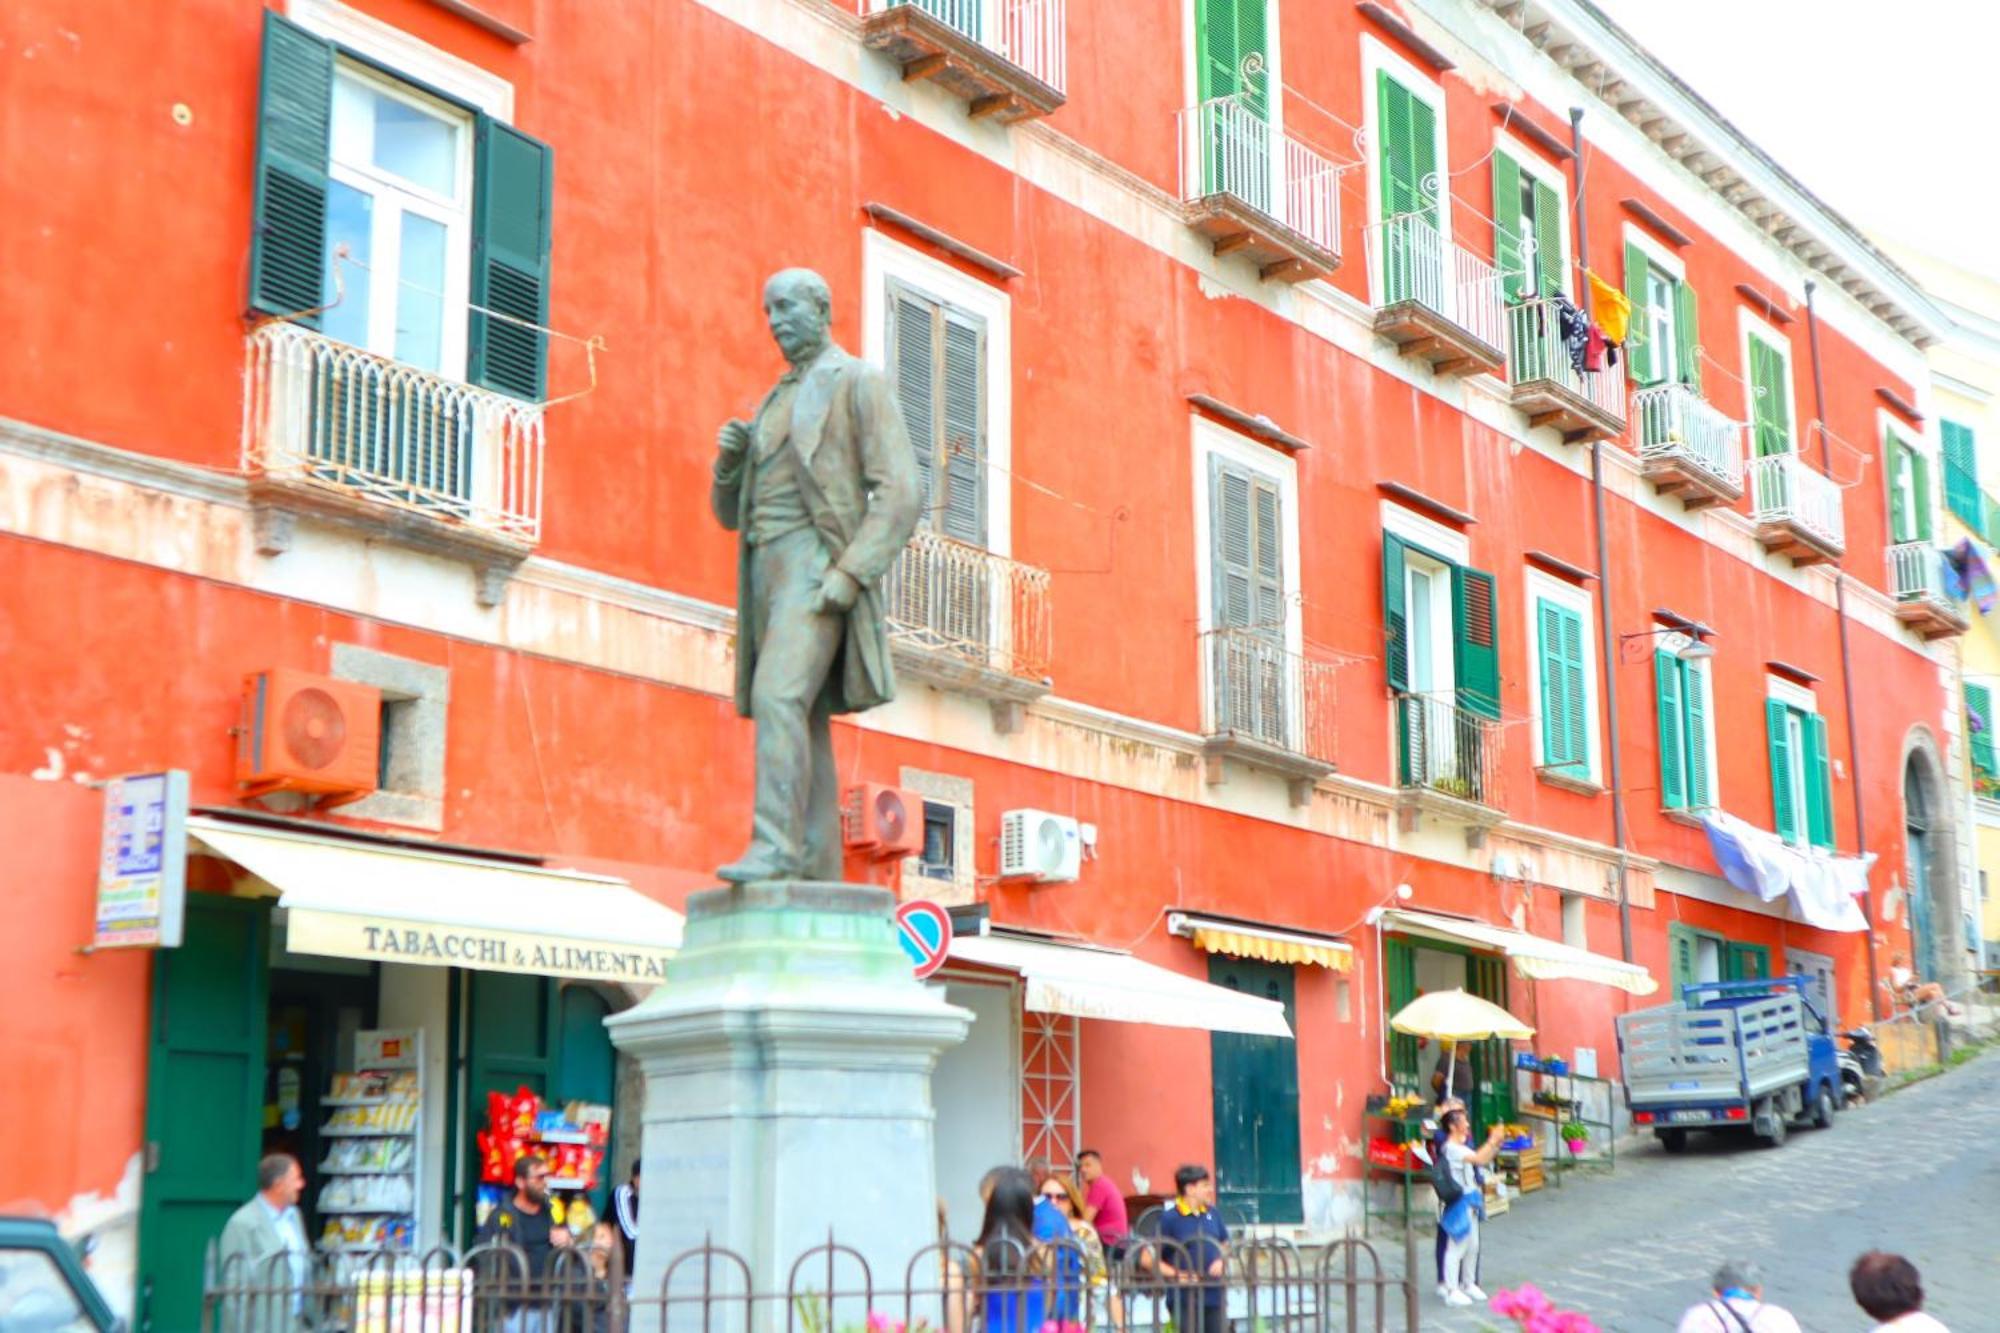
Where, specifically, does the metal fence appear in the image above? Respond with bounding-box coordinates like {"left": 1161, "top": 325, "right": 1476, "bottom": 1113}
{"left": 1888, "top": 539, "right": 1949, "bottom": 609}
{"left": 204, "top": 1231, "right": 1418, "bottom": 1333}
{"left": 1394, "top": 692, "right": 1503, "bottom": 809}
{"left": 1747, "top": 452, "right": 1845, "bottom": 552}
{"left": 1179, "top": 98, "right": 1341, "bottom": 260}
{"left": 1203, "top": 628, "right": 1339, "bottom": 763}
{"left": 1364, "top": 213, "right": 1504, "bottom": 355}
{"left": 1631, "top": 382, "right": 1743, "bottom": 491}
{"left": 885, "top": 529, "right": 1052, "bottom": 682}
{"left": 1503, "top": 299, "right": 1627, "bottom": 427}
{"left": 243, "top": 322, "right": 545, "bottom": 542}
{"left": 884, "top": 0, "right": 1067, "bottom": 92}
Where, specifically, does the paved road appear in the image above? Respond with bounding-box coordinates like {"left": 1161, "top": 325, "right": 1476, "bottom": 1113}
{"left": 1381, "top": 1048, "right": 1998, "bottom": 1331}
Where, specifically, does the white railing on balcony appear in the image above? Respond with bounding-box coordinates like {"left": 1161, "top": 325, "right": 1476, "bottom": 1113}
{"left": 1365, "top": 212, "right": 1505, "bottom": 353}
{"left": 1396, "top": 692, "right": 1504, "bottom": 808}
{"left": 1632, "top": 382, "right": 1744, "bottom": 490}
{"left": 1178, "top": 97, "right": 1341, "bottom": 260}
{"left": 1201, "top": 628, "right": 1339, "bottom": 763}
{"left": 1505, "top": 298, "right": 1628, "bottom": 426}
{"left": 885, "top": 528, "right": 1052, "bottom": 681}
{"left": 1889, "top": 541, "right": 1952, "bottom": 610}
{"left": 882, "top": 0, "right": 1066, "bottom": 92}
{"left": 1748, "top": 452, "right": 1845, "bottom": 553}
{"left": 242, "top": 323, "right": 544, "bottom": 543}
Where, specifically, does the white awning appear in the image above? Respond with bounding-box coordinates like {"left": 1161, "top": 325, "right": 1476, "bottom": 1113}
{"left": 1384, "top": 909, "right": 1657, "bottom": 995}
{"left": 189, "top": 818, "right": 683, "bottom": 986}
{"left": 947, "top": 932, "right": 1293, "bottom": 1037}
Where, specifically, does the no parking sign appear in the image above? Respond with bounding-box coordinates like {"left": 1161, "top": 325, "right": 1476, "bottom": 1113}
{"left": 896, "top": 899, "right": 953, "bottom": 979}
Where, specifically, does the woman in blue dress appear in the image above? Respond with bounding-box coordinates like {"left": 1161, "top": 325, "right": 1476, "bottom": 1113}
{"left": 976, "top": 1168, "right": 1047, "bottom": 1333}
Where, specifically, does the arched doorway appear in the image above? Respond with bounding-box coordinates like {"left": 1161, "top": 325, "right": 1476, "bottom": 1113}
{"left": 1902, "top": 742, "right": 1965, "bottom": 994}
{"left": 1905, "top": 764, "right": 1939, "bottom": 982}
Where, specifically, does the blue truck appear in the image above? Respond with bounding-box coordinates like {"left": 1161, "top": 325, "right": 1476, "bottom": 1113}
{"left": 1614, "top": 975, "right": 1842, "bottom": 1152}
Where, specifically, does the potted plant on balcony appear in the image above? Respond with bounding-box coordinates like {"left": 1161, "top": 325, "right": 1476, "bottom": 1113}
{"left": 1559, "top": 1119, "right": 1589, "bottom": 1156}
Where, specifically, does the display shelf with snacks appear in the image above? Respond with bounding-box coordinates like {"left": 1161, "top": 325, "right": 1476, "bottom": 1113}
{"left": 315, "top": 1029, "right": 422, "bottom": 1256}
{"left": 474, "top": 1087, "right": 614, "bottom": 1235}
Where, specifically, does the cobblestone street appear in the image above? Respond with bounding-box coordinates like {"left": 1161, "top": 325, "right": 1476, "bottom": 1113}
{"left": 1377, "top": 1047, "right": 1998, "bottom": 1331}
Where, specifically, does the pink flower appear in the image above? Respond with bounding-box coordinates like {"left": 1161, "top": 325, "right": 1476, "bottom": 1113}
{"left": 865, "top": 1313, "right": 904, "bottom": 1333}
{"left": 1488, "top": 1284, "right": 1553, "bottom": 1320}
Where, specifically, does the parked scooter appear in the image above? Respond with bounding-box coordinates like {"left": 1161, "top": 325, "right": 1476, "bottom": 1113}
{"left": 1838, "top": 1026, "right": 1882, "bottom": 1104}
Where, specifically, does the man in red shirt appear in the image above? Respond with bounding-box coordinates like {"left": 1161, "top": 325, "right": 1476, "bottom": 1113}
{"left": 1076, "top": 1149, "right": 1129, "bottom": 1257}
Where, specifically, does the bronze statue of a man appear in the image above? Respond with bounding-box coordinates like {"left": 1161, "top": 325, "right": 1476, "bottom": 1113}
{"left": 712, "top": 269, "right": 920, "bottom": 884}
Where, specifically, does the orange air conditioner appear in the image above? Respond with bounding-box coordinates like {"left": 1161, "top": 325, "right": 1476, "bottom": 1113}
{"left": 237, "top": 669, "right": 382, "bottom": 805}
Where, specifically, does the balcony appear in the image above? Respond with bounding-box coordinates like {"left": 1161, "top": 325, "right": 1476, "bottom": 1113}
{"left": 885, "top": 528, "right": 1053, "bottom": 731}
{"left": 861, "top": 0, "right": 1066, "bottom": 124}
{"left": 242, "top": 323, "right": 544, "bottom": 605}
{"left": 1748, "top": 453, "right": 1845, "bottom": 566}
{"left": 1632, "top": 382, "right": 1744, "bottom": 510}
{"left": 1200, "top": 628, "right": 1339, "bottom": 806}
{"left": 1888, "top": 541, "right": 1968, "bottom": 640}
{"left": 1393, "top": 692, "right": 1506, "bottom": 841}
{"left": 1504, "top": 299, "right": 1627, "bottom": 443}
{"left": 1178, "top": 98, "right": 1342, "bottom": 283}
{"left": 1364, "top": 214, "right": 1506, "bottom": 377}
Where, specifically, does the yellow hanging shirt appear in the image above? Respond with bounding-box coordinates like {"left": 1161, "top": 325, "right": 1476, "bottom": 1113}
{"left": 1586, "top": 271, "right": 1632, "bottom": 344}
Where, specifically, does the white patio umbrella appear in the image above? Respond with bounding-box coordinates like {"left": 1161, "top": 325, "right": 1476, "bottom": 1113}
{"left": 1389, "top": 988, "right": 1534, "bottom": 1100}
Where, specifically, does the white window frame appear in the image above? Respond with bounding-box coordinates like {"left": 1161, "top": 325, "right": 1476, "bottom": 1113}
{"left": 1191, "top": 415, "right": 1303, "bottom": 666}
{"left": 290, "top": 0, "right": 513, "bottom": 120}
{"left": 1739, "top": 311, "right": 1800, "bottom": 456}
{"left": 1622, "top": 223, "right": 1688, "bottom": 388}
{"left": 1657, "top": 629, "right": 1720, "bottom": 811}
{"left": 1496, "top": 130, "right": 1574, "bottom": 300}
{"left": 1879, "top": 407, "right": 1935, "bottom": 545}
{"left": 1380, "top": 500, "right": 1466, "bottom": 703}
{"left": 1525, "top": 569, "right": 1601, "bottom": 783}
{"left": 1405, "top": 550, "right": 1455, "bottom": 700}
{"left": 326, "top": 62, "right": 475, "bottom": 379}
{"left": 1361, "top": 38, "right": 1454, "bottom": 285}
{"left": 862, "top": 229, "right": 1014, "bottom": 557}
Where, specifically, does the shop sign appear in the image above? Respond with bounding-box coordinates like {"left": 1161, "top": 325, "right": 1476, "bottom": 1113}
{"left": 287, "top": 908, "right": 674, "bottom": 984}
{"left": 896, "top": 899, "right": 953, "bottom": 979}
{"left": 94, "top": 770, "right": 190, "bottom": 950}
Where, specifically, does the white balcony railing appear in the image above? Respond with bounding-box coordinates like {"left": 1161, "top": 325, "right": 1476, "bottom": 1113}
{"left": 1890, "top": 541, "right": 1951, "bottom": 609}
{"left": 1201, "top": 628, "right": 1339, "bottom": 763}
{"left": 885, "top": 528, "right": 1052, "bottom": 681}
{"left": 1365, "top": 212, "right": 1506, "bottom": 353}
{"left": 882, "top": 0, "right": 1066, "bottom": 92}
{"left": 243, "top": 323, "right": 544, "bottom": 543}
{"left": 1632, "top": 382, "right": 1744, "bottom": 490}
{"left": 1748, "top": 452, "right": 1845, "bottom": 553}
{"left": 1505, "top": 298, "right": 1628, "bottom": 426}
{"left": 1178, "top": 97, "right": 1341, "bottom": 259}
{"left": 1396, "top": 692, "right": 1504, "bottom": 808}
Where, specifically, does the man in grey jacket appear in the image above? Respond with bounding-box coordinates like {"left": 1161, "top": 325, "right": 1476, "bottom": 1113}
{"left": 216, "top": 1153, "right": 312, "bottom": 1332}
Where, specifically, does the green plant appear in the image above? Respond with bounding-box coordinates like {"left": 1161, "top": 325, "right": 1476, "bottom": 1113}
{"left": 1558, "top": 1119, "right": 1589, "bottom": 1142}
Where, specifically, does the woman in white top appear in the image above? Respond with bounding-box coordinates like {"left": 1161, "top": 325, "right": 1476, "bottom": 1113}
{"left": 1437, "top": 1109, "right": 1504, "bottom": 1308}
{"left": 1672, "top": 1260, "right": 1800, "bottom": 1333}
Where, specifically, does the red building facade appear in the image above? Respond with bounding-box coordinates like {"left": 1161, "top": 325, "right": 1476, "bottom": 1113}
{"left": 0, "top": 0, "right": 1962, "bottom": 1322}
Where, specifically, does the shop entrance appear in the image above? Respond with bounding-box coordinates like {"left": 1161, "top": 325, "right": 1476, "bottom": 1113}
{"left": 1384, "top": 936, "right": 1515, "bottom": 1132}
{"left": 1208, "top": 957, "right": 1302, "bottom": 1225}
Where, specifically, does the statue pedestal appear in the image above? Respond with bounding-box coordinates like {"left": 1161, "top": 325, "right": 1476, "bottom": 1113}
{"left": 606, "top": 881, "right": 969, "bottom": 1301}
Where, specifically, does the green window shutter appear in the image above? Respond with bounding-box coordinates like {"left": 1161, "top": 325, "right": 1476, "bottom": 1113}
{"left": 1668, "top": 923, "right": 1695, "bottom": 994}
{"left": 1538, "top": 600, "right": 1586, "bottom": 776}
{"left": 1493, "top": 152, "right": 1524, "bottom": 303}
{"left": 1766, "top": 698, "right": 1797, "bottom": 843}
{"left": 1910, "top": 447, "right": 1932, "bottom": 542}
{"left": 1655, "top": 649, "right": 1686, "bottom": 809}
{"left": 1749, "top": 337, "right": 1792, "bottom": 457}
{"left": 1623, "top": 242, "right": 1654, "bottom": 385}
{"left": 1382, "top": 532, "right": 1410, "bottom": 692}
{"left": 1453, "top": 565, "right": 1502, "bottom": 721}
{"left": 1805, "top": 711, "right": 1834, "bottom": 850}
{"left": 1409, "top": 95, "right": 1438, "bottom": 226}
{"left": 1887, "top": 438, "right": 1913, "bottom": 544}
{"left": 1195, "top": 0, "right": 1242, "bottom": 102}
{"left": 1377, "top": 73, "right": 1416, "bottom": 220}
{"left": 1968, "top": 683, "right": 1998, "bottom": 777}
{"left": 1684, "top": 660, "right": 1712, "bottom": 809}
{"left": 1234, "top": 0, "right": 1269, "bottom": 118}
{"left": 248, "top": 12, "right": 335, "bottom": 323}
{"left": 468, "top": 118, "right": 555, "bottom": 401}
{"left": 1532, "top": 177, "right": 1564, "bottom": 298}
{"left": 1943, "top": 420, "right": 1981, "bottom": 528}
{"left": 887, "top": 281, "right": 938, "bottom": 522}
{"left": 1674, "top": 280, "right": 1702, "bottom": 391}
{"left": 1386, "top": 935, "right": 1419, "bottom": 1086}
{"left": 1538, "top": 600, "right": 1565, "bottom": 767}
{"left": 939, "top": 308, "right": 987, "bottom": 545}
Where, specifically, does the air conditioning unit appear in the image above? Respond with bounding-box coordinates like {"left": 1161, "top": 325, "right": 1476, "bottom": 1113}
{"left": 841, "top": 783, "right": 924, "bottom": 858}
{"left": 237, "top": 669, "right": 382, "bottom": 805}
{"left": 1000, "top": 809, "right": 1082, "bottom": 884}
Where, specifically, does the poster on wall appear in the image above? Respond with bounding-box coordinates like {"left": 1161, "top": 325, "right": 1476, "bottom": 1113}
{"left": 93, "top": 771, "right": 190, "bottom": 949}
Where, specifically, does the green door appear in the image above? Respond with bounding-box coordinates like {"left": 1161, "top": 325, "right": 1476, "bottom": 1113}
{"left": 1465, "top": 954, "right": 1517, "bottom": 1132}
{"left": 1725, "top": 943, "right": 1771, "bottom": 982}
{"left": 461, "top": 970, "right": 557, "bottom": 1240}
{"left": 1195, "top": 0, "right": 1271, "bottom": 207}
{"left": 138, "top": 894, "right": 269, "bottom": 1333}
{"left": 557, "top": 986, "right": 616, "bottom": 1218}
{"left": 1385, "top": 935, "right": 1420, "bottom": 1091}
{"left": 1207, "top": 957, "right": 1301, "bottom": 1225}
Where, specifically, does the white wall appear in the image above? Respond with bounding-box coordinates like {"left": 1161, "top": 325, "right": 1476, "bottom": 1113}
{"left": 929, "top": 977, "right": 1019, "bottom": 1244}
{"left": 377, "top": 963, "right": 451, "bottom": 1248}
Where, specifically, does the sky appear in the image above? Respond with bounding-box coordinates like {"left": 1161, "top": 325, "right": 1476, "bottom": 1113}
{"left": 1587, "top": 0, "right": 2000, "bottom": 280}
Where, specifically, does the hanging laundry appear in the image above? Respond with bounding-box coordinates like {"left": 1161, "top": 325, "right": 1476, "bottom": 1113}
{"left": 1586, "top": 271, "right": 1633, "bottom": 344}
{"left": 1554, "top": 295, "right": 1590, "bottom": 376}
{"left": 1942, "top": 537, "right": 1998, "bottom": 613}
{"left": 1584, "top": 324, "right": 1608, "bottom": 372}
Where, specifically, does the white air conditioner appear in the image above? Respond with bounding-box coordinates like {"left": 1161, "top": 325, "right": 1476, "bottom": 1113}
{"left": 1000, "top": 809, "right": 1082, "bottom": 884}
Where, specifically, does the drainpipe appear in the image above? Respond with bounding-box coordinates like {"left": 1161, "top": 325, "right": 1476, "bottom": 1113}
{"left": 1805, "top": 281, "right": 1884, "bottom": 1018}
{"left": 1567, "top": 105, "right": 1636, "bottom": 962}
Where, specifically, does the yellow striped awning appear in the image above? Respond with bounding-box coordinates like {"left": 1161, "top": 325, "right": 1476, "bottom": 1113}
{"left": 1169, "top": 913, "right": 1354, "bottom": 971}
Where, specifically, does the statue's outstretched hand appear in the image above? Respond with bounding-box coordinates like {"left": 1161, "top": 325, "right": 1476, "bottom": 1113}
{"left": 719, "top": 419, "right": 752, "bottom": 455}
{"left": 815, "top": 567, "right": 860, "bottom": 614}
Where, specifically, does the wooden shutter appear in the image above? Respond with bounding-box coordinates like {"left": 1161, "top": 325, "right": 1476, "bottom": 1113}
{"left": 1943, "top": 420, "right": 1980, "bottom": 527}
{"left": 1887, "top": 437, "right": 1913, "bottom": 544}
{"left": 1674, "top": 280, "right": 1702, "bottom": 391}
{"left": 1453, "top": 565, "right": 1501, "bottom": 721}
{"left": 1910, "top": 447, "right": 1932, "bottom": 542}
{"left": 1531, "top": 177, "right": 1564, "bottom": 298}
{"left": 1493, "top": 152, "right": 1524, "bottom": 303}
{"left": 887, "top": 282, "right": 938, "bottom": 523}
{"left": 1805, "top": 711, "right": 1834, "bottom": 850}
{"left": 1655, "top": 649, "right": 1686, "bottom": 809}
{"left": 1537, "top": 600, "right": 1586, "bottom": 775}
{"left": 248, "top": 12, "right": 334, "bottom": 323}
{"left": 1749, "top": 337, "right": 1791, "bottom": 457}
{"left": 1685, "top": 659, "right": 1712, "bottom": 809}
{"left": 1234, "top": 0, "right": 1270, "bottom": 119}
{"left": 469, "top": 118, "right": 555, "bottom": 401}
{"left": 1968, "top": 683, "right": 1998, "bottom": 777}
{"left": 939, "top": 309, "right": 987, "bottom": 545}
{"left": 1382, "top": 532, "right": 1409, "bottom": 692}
{"left": 1198, "top": 0, "right": 1267, "bottom": 113}
{"left": 1211, "top": 459, "right": 1281, "bottom": 636}
{"left": 1668, "top": 923, "right": 1695, "bottom": 994}
{"left": 1623, "top": 242, "right": 1653, "bottom": 385}
{"left": 1766, "top": 698, "right": 1797, "bottom": 843}
{"left": 1409, "top": 95, "right": 1438, "bottom": 226}
{"left": 1386, "top": 935, "right": 1419, "bottom": 1088}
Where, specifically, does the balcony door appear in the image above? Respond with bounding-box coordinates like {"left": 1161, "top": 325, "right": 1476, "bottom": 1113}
{"left": 1403, "top": 553, "right": 1456, "bottom": 782}
{"left": 1376, "top": 71, "right": 1440, "bottom": 307}
{"left": 1196, "top": 0, "right": 1272, "bottom": 208}
{"left": 1209, "top": 456, "right": 1289, "bottom": 746}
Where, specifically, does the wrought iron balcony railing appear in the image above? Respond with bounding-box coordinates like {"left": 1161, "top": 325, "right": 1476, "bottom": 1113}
{"left": 884, "top": 528, "right": 1052, "bottom": 683}
{"left": 1504, "top": 297, "right": 1628, "bottom": 438}
{"left": 1201, "top": 627, "right": 1339, "bottom": 765}
{"left": 1366, "top": 212, "right": 1506, "bottom": 358}
{"left": 1747, "top": 452, "right": 1844, "bottom": 555}
{"left": 1395, "top": 692, "right": 1504, "bottom": 809}
{"left": 1178, "top": 97, "right": 1342, "bottom": 265}
{"left": 877, "top": 0, "right": 1066, "bottom": 95}
{"left": 1632, "top": 382, "right": 1744, "bottom": 493}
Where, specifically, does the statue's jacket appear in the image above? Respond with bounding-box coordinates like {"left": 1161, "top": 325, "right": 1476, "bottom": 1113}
{"left": 711, "top": 343, "right": 921, "bottom": 717}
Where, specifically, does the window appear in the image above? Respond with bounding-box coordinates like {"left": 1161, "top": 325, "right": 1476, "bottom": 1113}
{"left": 1561, "top": 894, "right": 1587, "bottom": 949}
{"left": 1202, "top": 445, "right": 1294, "bottom": 745}
{"left": 1532, "top": 594, "right": 1591, "bottom": 781}
{"left": 1967, "top": 683, "right": 1997, "bottom": 780}
{"left": 1622, "top": 239, "right": 1700, "bottom": 391}
{"left": 1766, "top": 689, "right": 1833, "bottom": 849}
{"left": 1493, "top": 150, "right": 1564, "bottom": 302}
{"left": 1942, "top": 419, "right": 1981, "bottom": 531}
{"left": 1384, "top": 525, "right": 1500, "bottom": 794}
{"left": 920, "top": 800, "right": 957, "bottom": 880}
{"left": 887, "top": 279, "right": 988, "bottom": 546}
{"left": 250, "top": 12, "right": 553, "bottom": 402}
{"left": 1373, "top": 66, "right": 1442, "bottom": 305}
{"left": 1655, "top": 644, "right": 1715, "bottom": 811}
{"left": 1669, "top": 924, "right": 1768, "bottom": 991}
{"left": 1885, "top": 427, "right": 1932, "bottom": 545}
{"left": 1196, "top": 0, "right": 1271, "bottom": 112}
{"left": 1745, "top": 329, "right": 1795, "bottom": 458}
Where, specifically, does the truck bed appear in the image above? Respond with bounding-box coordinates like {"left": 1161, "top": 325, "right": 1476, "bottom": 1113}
{"left": 1617, "top": 993, "right": 1810, "bottom": 1107}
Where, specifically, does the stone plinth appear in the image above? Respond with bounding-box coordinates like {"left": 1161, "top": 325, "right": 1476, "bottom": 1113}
{"left": 605, "top": 881, "right": 969, "bottom": 1302}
